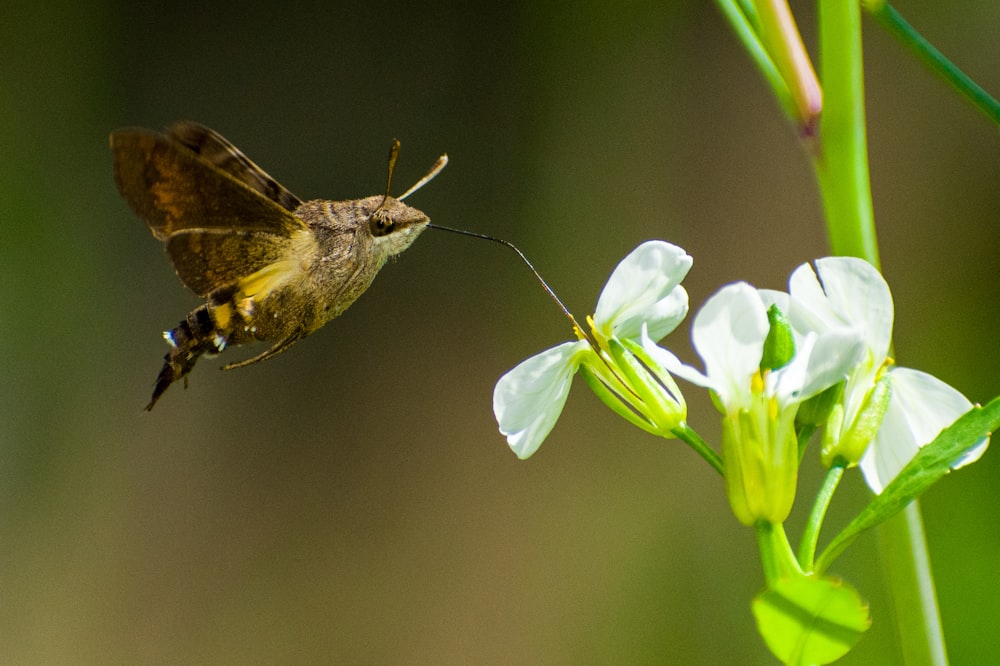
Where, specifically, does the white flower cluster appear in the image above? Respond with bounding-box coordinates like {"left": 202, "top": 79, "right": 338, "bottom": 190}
{"left": 494, "top": 242, "right": 987, "bottom": 498}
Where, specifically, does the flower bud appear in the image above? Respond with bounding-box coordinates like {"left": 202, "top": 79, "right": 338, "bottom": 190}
{"left": 760, "top": 305, "right": 795, "bottom": 372}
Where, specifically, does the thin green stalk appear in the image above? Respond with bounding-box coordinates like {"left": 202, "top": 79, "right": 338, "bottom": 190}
{"left": 797, "top": 459, "right": 845, "bottom": 571}
{"left": 756, "top": 521, "right": 801, "bottom": 587}
{"left": 816, "top": 1, "right": 943, "bottom": 662}
{"left": 672, "top": 422, "right": 724, "bottom": 476}
{"left": 713, "top": 0, "right": 797, "bottom": 122}
{"left": 866, "top": 1, "right": 1000, "bottom": 126}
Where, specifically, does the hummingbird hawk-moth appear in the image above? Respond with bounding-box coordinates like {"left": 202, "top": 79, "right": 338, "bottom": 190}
{"left": 111, "top": 121, "right": 446, "bottom": 410}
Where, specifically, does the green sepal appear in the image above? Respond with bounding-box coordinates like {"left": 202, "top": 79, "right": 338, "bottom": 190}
{"left": 819, "top": 403, "right": 845, "bottom": 463}
{"left": 723, "top": 402, "right": 799, "bottom": 526}
{"left": 606, "top": 338, "right": 669, "bottom": 427}
{"left": 822, "top": 376, "right": 891, "bottom": 467}
{"left": 609, "top": 337, "right": 685, "bottom": 434}
{"left": 578, "top": 364, "right": 659, "bottom": 437}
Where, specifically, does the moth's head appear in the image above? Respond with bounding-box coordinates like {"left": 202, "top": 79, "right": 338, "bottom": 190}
{"left": 366, "top": 195, "right": 430, "bottom": 257}
{"left": 364, "top": 142, "right": 445, "bottom": 258}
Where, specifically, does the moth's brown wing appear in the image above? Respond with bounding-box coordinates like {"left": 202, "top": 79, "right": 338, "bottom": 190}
{"left": 110, "top": 127, "right": 310, "bottom": 296}
{"left": 165, "top": 121, "right": 303, "bottom": 212}
{"left": 162, "top": 228, "right": 312, "bottom": 297}
{"left": 110, "top": 127, "right": 306, "bottom": 239}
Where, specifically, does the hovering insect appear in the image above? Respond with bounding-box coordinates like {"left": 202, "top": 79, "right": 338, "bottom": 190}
{"left": 111, "top": 121, "right": 447, "bottom": 410}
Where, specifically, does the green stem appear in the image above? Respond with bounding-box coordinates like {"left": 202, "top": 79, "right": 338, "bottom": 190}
{"left": 816, "top": 1, "right": 944, "bottom": 662}
{"left": 713, "top": 0, "right": 797, "bottom": 122}
{"left": 672, "top": 422, "right": 724, "bottom": 477}
{"left": 866, "top": 1, "right": 1000, "bottom": 126}
{"left": 814, "top": 0, "right": 879, "bottom": 265}
{"left": 756, "top": 521, "right": 801, "bottom": 586}
{"left": 878, "top": 503, "right": 949, "bottom": 665}
{"left": 797, "top": 459, "right": 845, "bottom": 571}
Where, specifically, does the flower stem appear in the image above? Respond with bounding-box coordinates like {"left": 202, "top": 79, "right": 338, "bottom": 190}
{"left": 813, "top": 0, "right": 879, "bottom": 265}
{"left": 797, "top": 458, "right": 845, "bottom": 571}
{"left": 816, "top": 1, "right": 943, "bottom": 661}
{"left": 865, "top": 1, "right": 1000, "bottom": 126}
{"left": 713, "top": 0, "right": 797, "bottom": 122}
{"left": 878, "top": 504, "right": 949, "bottom": 664}
{"left": 672, "top": 422, "right": 724, "bottom": 476}
{"left": 756, "top": 521, "right": 801, "bottom": 586}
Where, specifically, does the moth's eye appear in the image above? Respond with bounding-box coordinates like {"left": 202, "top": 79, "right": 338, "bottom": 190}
{"left": 369, "top": 210, "right": 395, "bottom": 237}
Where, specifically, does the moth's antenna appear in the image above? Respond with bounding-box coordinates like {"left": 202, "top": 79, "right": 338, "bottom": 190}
{"left": 399, "top": 154, "right": 449, "bottom": 201}
{"left": 427, "top": 224, "right": 581, "bottom": 332}
{"left": 374, "top": 139, "right": 402, "bottom": 213}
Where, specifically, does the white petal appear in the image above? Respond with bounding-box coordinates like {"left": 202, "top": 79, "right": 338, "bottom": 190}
{"left": 758, "top": 288, "right": 789, "bottom": 314}
{"left": 593, "top": 241, "right": 692, "bottom": 342}
{"left": 787, "top": 261, "right": 839, "bottom": 333}
{"left": 493, "top": 341, "right": 590, "bottom": 459}
{"left": 860, "top": 367, "right": 985, "bottom": 493}
{"left": 814, "top": 257, "right": 893, "bottom": 361}
{"left": 689, "top": 282, "right": 768, "bottom": 411}
{"left": 773, "top": 328, "right": 866, "bottom": 403}
{"left": 767, "top": 332, "right": 815, "bottom": 401}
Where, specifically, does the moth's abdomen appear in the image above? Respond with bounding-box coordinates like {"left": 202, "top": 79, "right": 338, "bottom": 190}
{"left": 146, "top": 305, "right": 226, "bottom": 410}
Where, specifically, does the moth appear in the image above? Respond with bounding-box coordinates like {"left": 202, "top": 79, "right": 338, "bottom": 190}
{"left": 111, "top": 121, "right": 446, "bottom": 410}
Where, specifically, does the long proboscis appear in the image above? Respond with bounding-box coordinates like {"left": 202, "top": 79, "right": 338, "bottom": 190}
{"left": 427, "top": 224, "right": 580, "bottom": 329}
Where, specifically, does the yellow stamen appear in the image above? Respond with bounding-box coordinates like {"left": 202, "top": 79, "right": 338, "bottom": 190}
{"left": 875, "top": 356, "right": 895, "bottom": 381}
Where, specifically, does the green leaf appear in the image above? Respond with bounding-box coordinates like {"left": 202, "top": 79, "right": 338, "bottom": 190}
{"left": 815, "top": 396, "right": 1000, "bottom": 574}
{"left": 753, "top": 575, "right": 871, "bottom": 665}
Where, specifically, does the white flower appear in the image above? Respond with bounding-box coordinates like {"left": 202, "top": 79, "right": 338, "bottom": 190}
{"left": 781, "top": 257, "right": 988, "bottom": 493}
{"left": 493, "top": 241, "right": 692, "bottom": 459}
{"left": 659, "top": 282, "right": 864, "bottom": 414}
{"left": 651, "top": 281, "right": 863, "bottom": 524}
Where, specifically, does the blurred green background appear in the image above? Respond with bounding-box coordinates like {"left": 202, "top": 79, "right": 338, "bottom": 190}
{"left": 3, "top": 1, "right": 998, "bottom": 663}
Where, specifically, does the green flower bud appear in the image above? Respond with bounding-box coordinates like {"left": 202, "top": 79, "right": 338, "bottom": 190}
{"left": 761, "top": 305, "right": 795, "bottom": 372}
